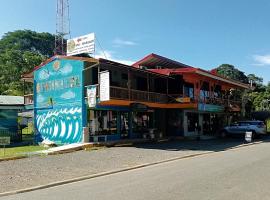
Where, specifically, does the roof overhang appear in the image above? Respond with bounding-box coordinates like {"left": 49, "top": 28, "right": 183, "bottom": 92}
{"left": 132, "top": 53, "right": 191, "bottom": 69}
{"left": 0, "top": 105, "right": 24, "bottom": 109}
{"left": 99, "top": 58, "right": 172, "bottom": 79}
{"left": 194, "top": 70, "right": 250, "bottom": 89}
{"left": 21, "top": 55, "right": 100, "bottom": 81}
{"left": 149, "top": 68, "right": 250, "bottom": 89}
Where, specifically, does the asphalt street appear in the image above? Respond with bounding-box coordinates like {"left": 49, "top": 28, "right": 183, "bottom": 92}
{"left": 2, "top": 140, "right": 270, "bottom": 200}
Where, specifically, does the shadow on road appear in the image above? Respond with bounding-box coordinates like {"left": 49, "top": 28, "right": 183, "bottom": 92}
{"left": 129, "top": 135, "right": 270, "bottom": 153}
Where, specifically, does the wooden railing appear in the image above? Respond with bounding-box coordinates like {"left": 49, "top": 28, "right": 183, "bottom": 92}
{"left": 110, "top": 86, "right": 168, "bottom": 104}
{"left": 24, "top": 94, "right": 33, "bottom": 105}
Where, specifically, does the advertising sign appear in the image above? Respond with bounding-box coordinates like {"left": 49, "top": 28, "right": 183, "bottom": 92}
{"left": 245, "top": 131, "right": 253, "bottom": 143}
{"left": 175, "top": 97, "right": 191, "bottom": 103}
{"left": 87, "top": 85, "right": 97, "bottom": 107}
{"left": 67, "top": 33, "right": 95, "bottom": 56}
{"left": 198, "top": 103, "right": 224, "bottom": 112}
{"left": 99, "top": 71, "right": 110, "bottom": 101}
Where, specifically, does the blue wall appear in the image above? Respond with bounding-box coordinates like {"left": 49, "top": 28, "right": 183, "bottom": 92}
{"left": 0, "top": 109, "right": 18, "bottom": 132}
{"left": 34, "top": 58, "right": 85, "bottom": 144}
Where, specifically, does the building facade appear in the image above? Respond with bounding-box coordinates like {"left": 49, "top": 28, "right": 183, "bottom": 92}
{"left": 23, "top": 54, "right": 249, "bottom": 144}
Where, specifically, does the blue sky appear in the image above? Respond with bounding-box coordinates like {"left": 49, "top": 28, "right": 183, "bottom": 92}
{"left": 1, "top": 0, "right": 270, "bottom": 83}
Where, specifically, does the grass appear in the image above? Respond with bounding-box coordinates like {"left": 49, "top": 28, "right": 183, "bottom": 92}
{"left": 0, "top": 145, "right": 48, "bottom": 159}
{"left": 22, "top": 122, "right": 34, "bottom": 135}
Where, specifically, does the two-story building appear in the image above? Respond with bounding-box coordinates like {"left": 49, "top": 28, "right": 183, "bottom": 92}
{"left": 22, "top": 54, "right": 249, "bottom": 144}
{"left": 133, "top": 53, "right": 250, "bottom": 137}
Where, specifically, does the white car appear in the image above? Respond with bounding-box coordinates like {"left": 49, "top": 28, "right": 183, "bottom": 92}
{"left": 221, "top": 121, "right": 267, "bottom": 138}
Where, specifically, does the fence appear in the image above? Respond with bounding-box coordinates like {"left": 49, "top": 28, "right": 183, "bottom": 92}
{"left": 0, "top": 129, "right": 22, "bottom": 142}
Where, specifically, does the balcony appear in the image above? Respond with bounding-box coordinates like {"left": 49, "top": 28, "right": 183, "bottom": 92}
{"left": 110, "top": 86, "right": 168, "bottom": 104}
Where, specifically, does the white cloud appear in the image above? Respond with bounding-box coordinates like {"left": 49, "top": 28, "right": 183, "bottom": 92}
{"left": 60, "top": 63, "right": 73, "bottom": 75}
{"left": 112, "top": 38, "right": 138, "bottom": 47}
{"left": 37, "top": 95, "right": 45, "bottom": 103}
{"left": 252, "top": 54, "right": 270, "bottom": 66}
{"left": 60, "top": 90, "right": 75, "bottom": 100}
{"left": 38, "top": 70, "right": 50, "bottom": 80}
{"left": 94, "top": 50, "right": 135, "bottom": 66}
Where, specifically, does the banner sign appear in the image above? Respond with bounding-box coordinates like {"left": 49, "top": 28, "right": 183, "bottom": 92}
{"left": 87, "top": 85, "right": 97, "bottom": 107}
{"left": 198, "top": 103, "right": 224, "bottom": 112}
{"left": 99, "top": 71, "right": 110, "bottom": 101}
{"left": 67, "top": 33, "right": 95, "bottom": 56}
{"left": 175, "top": 97, "right": 191, "bottom": 103}
{"left": 0, "top": 137, "right": 10, "bottom": 145}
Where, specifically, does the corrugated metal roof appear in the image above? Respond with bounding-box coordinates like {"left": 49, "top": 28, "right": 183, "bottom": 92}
{"left": 0, "top": 96, "right": 24, "bottom": 105}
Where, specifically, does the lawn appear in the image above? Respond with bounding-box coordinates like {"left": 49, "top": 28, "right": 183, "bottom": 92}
{"left": 22, "top": 122, "right": 34, "bottom": 135}
{"left": 0, "top": 145, "right": 48, "bottom": 159}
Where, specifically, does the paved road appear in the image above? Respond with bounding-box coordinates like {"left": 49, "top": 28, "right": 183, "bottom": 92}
{"left": 3, "top": 141, "right": 270, "bottom": 200}
{"left": 0, "top": 138, "right": 249, "bottom": 193}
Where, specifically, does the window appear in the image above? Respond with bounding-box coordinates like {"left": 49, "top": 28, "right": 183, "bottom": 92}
{"left": 92, "top": 110, "right": 117, "bottom": 135}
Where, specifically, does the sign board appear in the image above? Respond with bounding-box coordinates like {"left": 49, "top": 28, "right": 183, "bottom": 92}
{"left": 99, "top": 71, "right": 110, "bottom": 101}
{"left": 87, "top": 85, "right": 97, "bottom": 107}
{"left": 175, "top": 97, "right": 191, "bottom": 103}
{"left": 198, "top": 103, "right": 224, "bottom": 112}
{"left": 67, "top": 33, "right": 95, "bottom": 56}
{"left": 245, "top": 131, "right": 252, "bottom": 143}
{"left": 0, "top": 137, "right": 10, "bottom": 145}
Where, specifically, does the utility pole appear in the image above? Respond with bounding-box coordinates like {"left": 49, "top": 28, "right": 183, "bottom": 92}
{"left": 54, "top": 0, "right": 71, "bottom": 55}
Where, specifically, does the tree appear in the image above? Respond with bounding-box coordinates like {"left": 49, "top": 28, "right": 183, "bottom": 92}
{"left": 0, "top": 30, "right": 55, "bottom": 95}
{"left": 247, "top": 74, "right": 265, "bottom": 92}
{"left": 213, "top": 64, "right": 270, "bottom": 117}
{"left": 0, "top": 30, "right": 55, "bottom": 57}
{"left": 215, "top": 64, "right": 249, "bottom": 83}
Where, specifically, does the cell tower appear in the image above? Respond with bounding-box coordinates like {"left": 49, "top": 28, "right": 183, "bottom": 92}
{"left": 55, "top": 0, "right": 71, "bottom": 55}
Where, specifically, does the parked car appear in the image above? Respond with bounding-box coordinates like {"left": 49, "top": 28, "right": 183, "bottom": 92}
{"left": 221, "top": 120, "right": 267, "bottom": 138}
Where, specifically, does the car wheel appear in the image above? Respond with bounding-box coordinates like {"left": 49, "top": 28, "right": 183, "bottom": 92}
{"left": 252, "top": 131, "right": 257, "bottom": 139}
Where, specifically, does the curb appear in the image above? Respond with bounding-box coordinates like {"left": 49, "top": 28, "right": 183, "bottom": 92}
{"left": 0, "top": 140, "right": 265, "bottom": 197}
{"left": 0, "top": 151, "right": 211, "bottom": 198}
{"left": 0, "top": 155, "right": 27, "bottom": 162}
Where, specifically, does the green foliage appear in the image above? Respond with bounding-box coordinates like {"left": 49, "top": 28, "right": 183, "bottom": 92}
{"left": 216, "top": 64, "right": 249, "bottom": 83}
{"left": 215, "top": 63, "right": 269, "bottom": 114}
{"left": 0, "top": 30, "right": 55, "bottom": 95}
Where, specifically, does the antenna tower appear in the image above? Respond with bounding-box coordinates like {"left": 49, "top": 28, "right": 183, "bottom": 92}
{"left": 55, "top": 0, "right": 70, "bottom": 55}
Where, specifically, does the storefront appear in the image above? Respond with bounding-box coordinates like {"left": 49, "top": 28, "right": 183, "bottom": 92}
{"left": 87, "top": 103, "right": 160, "bottom": 142}
{"left": 166, "top": 109, "right": 184, "bottom": 136}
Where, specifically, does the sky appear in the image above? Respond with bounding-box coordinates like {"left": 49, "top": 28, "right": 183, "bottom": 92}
{"left": 0, "top": 0, "right": 270, "bottom": 84}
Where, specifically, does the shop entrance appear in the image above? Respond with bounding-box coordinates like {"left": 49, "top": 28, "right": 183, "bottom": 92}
{"left": 120, "top": 112, "right": 129, "bottom": 139}
{"left": 187, "top": 112, "right": 199, "bottom": 133}
{"left": 132, "top": 111, "right": 154, "bottom": 138}
{"left": 201, "top": 113, "right": 226, "bottom": 136}
{"left": 202, "top": 113, "right": 211, "bottom": 135}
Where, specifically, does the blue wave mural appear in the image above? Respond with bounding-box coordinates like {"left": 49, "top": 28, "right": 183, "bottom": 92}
{"left": 36, "top": 106, "right": 82, "bottom": 143}
{"left": 34, "top": 59, "right": 85, "bottom": 144}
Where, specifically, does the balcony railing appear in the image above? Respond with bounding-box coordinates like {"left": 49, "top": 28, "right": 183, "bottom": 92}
{"left": 24, "top": 94, "right": 33, "bottom": 105}
{"left": 110, "top": 86, "right": 168, "bottom": 104}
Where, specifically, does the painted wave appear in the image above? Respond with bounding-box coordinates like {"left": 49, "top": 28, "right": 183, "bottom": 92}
{"left": 36, "top": 107, "right": 82, "bottom": 143}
